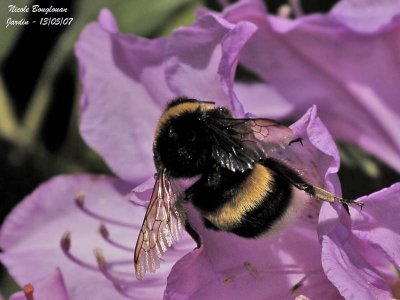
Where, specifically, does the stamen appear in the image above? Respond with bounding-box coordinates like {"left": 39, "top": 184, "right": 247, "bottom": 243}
{"left": 93, "top": 248, "right": 138, "bottom": 287}
{"left": 99, "top": 224, "right": 134, "bottom": 252}
{"left": 60, "top": 231, "right": 98, "bottom": 271}
{"left": 67, "top": 191, "right": 189, "bottom": 298}
{"left": 23, "top": 284, "right": 34, "bottom": 300}
{"left": 61, "top": 231, "right": 71, "bottom": 252}
{"left": 74, "top": 192, "right": 140, "bottom": 229}
{"left": 94, "top": 248, "right": 107, "bottom": 269}
{"left": 74, "top": 191, "right": 85, "bottom": 207}
{"left": 60, "top": 231, "right": 134, "bottom": 277}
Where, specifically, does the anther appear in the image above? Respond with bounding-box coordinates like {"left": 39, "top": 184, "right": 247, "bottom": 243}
{"left": 93, "top": 248, "right": 137, "bottom": 287}
{"left": 74, "top": 191, "right": 85, "bottom": 207}
{"left": 61, "top": 231, "right": 71, "bottom": 251}
{"left": 60, "top": 231, "right": 98, "bottom": 271}
{"left": 99, "top": 224, "right": 109, "bottom": 238}
{"left": 74, "top": 194, "right": 139, "bottom": 229}
{"left": 94, "top": 248, "right": 107, "bottom": 269}
{"left": 23, "top": 283, "right": 34, "bottom": 300}
{"left": 98, "top": 224, "right": 134, "bottom": 252}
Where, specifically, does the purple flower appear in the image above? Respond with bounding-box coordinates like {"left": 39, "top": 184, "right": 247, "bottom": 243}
{"left": 0, "top": 174, "right": 195, "bottom": 299}
{"left": 1, "top": 3, "right": 400, "bottom": 300}
{"left": 320, "top": 183, "right": 400, "bottom": 299}
{"left": 217, "top": 0, "right": 400, "bottom": 172}
{"left": 9, "top": 269, "right": 70, "bottom": 300}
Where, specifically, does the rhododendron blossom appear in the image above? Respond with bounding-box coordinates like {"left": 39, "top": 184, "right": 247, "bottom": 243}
{"left": 1, "top": 1, "right": 400, "bottom": 299}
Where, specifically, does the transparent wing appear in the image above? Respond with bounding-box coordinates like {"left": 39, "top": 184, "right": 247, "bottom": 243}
{"left": 232, "top": 119, "right": 312, "bottom": 183}
{"left": 209, "top": 118, "right": 295, "bottom": 172}
{"left": 134, "top": 169, "right": 185, "bottom": 280}
{"left": 223, "top": 118, "right": 294, "bottom": 154}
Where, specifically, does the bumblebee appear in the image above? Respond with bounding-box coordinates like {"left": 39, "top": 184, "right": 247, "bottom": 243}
{"left": 134, "top": 98, "right": 362, "bottom": 280}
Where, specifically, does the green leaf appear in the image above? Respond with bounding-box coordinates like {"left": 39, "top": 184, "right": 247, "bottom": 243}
{"left": 161, "top": 0, "right": 201, "bottom": 36}
{"left": 110, "top": 0, "right": 196, "bottom": 35}
{"left": 0, "top": 75, "right": 18, "bottom": 141}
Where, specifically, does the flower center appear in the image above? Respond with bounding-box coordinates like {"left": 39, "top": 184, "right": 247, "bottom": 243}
{"left": 60, "top": 192, "right": 164, "bottom": 299}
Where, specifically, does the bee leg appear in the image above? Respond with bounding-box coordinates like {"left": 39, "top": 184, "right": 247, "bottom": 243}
{"left": 295, "top": 183, "right": 364, "bottom": 211}
{"left": 293, "top": 182, "right": 350, "bottom": 214}
{"left": 311, "top": 185, "right": 364, "bottom": 209}
{"left": 289, "top": 137, "right": 303, "bottom": 146}
{"left": 291, "top": 182, "right": 314, "bottom": 195}
{"left": 185, "top": 222, "right": 202, "bottom": 248}
{"left": 342, "top": 203, "right": 350, "bottom": 215}
{"left": 264, "top": 158, "right": 364, "bottom": 210}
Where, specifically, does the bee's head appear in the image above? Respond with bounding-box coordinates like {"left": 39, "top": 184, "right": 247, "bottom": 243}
{"left": 153, "top": 98, "right": 217, "bottom": 177}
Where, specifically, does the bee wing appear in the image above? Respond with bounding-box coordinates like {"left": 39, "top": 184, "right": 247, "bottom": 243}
{"left": 209, "top": 118, "right": 294, "bottom": 172}
{"left": 225, "top": 118, "right": 294, "bottom": 154}
{"left": 134, "top": 169, "right": 185, "bottom": 280}
{"left": 243, "top": 118, "right": 293, "bottom": 152}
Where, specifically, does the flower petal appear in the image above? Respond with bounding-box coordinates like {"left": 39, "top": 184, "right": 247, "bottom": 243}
{"left": 0, "top": 175, "right": 194, "bottom": 300}
{"left": 289, "top": 106, "right": 341, "bottom": 194}
{"left": 350, "top": 183, "right": 400, "bottom": 269}
{"left": 165, "top": 108, "right": 342, "bottom": 299}
{"left": 76, "top": 10, "right": 175, "bottom": 183}
{"left": 10, "top": 269, "right": 70, "bottom": 300}
{"left": 321, "top": 228, "right": 392, "bottom": 299}
{"left": 234, "top": 82, "right": 294, "bottom": 119}
{"left": 166, "top": 13, "right": 257, "bottom": 116}
{"left": 166, "top": 220, "right": 341, "bottom": 300}
{"left": 319, "top": 183, "right": 399, "bottom": 298}
{"left": 223, "top": 0, "right": 400, "bottom": 171}
{"left": 331, "top": 0, "right": 400, "bottom": 32}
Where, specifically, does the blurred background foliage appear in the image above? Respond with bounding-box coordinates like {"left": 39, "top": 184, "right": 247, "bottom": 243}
{"left": 0, "top": 0, "right": 399, "bottom": 297}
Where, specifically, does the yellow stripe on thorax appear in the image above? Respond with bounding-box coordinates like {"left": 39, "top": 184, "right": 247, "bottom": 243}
{"left": 154, "top": 102, "right": 215, "bottom": 139}
{"left": 204, "top": 164, "right": 273, "bottom": 230}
